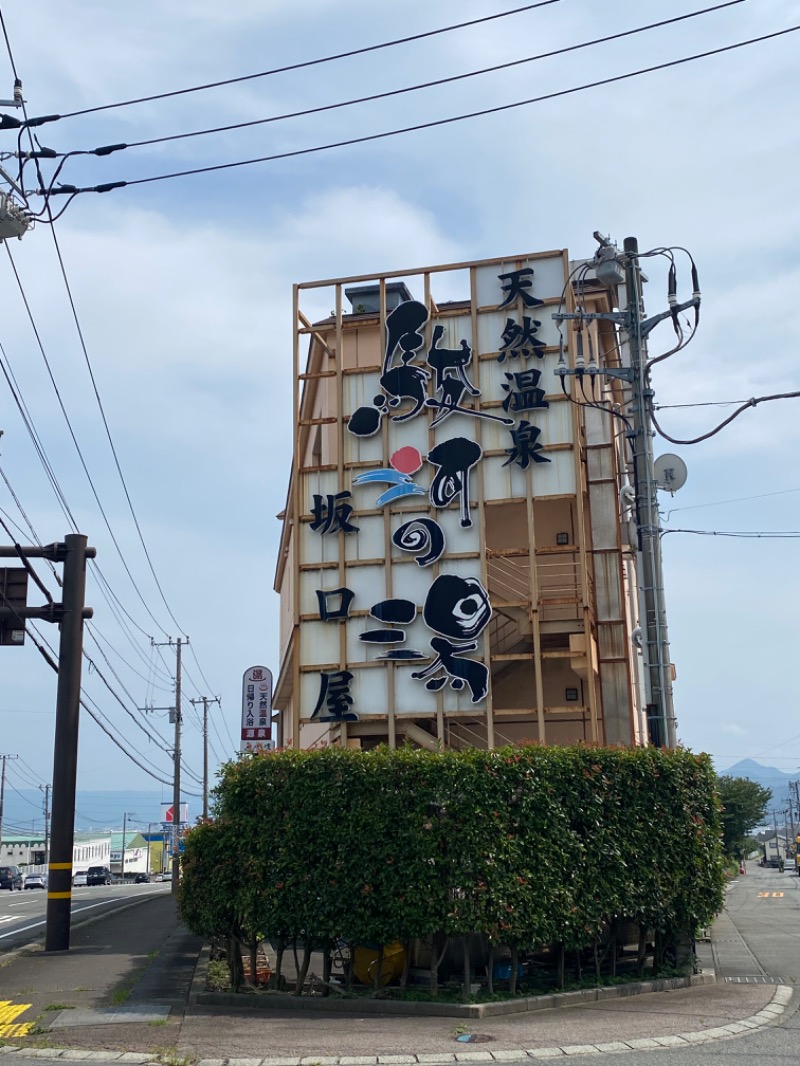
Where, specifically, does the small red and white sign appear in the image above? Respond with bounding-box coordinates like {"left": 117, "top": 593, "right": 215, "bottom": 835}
{"left": 161, "top": 802, "right": 189, "bottom": 824}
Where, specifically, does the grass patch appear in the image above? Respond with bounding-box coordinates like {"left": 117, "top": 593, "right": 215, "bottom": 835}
{"left": 153, "top": 1047, "right": 195, "bottom": 1066}
{"left": 148, "top": 1019, "right": 168, "bottom": 1028}
{"left": 110, "top": 986, "right": 132, "bottom": 1006}
{"left": 43, "top": 1004, "right": 75, "bottom": 1012}
{"left": 206, "top": 959, "right": 231, "bottom": 992}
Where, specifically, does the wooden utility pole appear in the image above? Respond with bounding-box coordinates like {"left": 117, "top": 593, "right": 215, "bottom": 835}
{"left": 0, "top": 534, "right": 95, "bottom": 950}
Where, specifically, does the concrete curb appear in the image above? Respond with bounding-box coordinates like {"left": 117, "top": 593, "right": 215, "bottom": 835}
{"left": 0, "top": 983, "right": 792, "bottom": 1065}
{"left": 195, "top": 972, "right": 715, "bottom": 1019}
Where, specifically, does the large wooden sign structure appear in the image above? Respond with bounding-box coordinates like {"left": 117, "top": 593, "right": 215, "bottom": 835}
{"left": 273, "top": 252, "right": 644, "bottom": 753}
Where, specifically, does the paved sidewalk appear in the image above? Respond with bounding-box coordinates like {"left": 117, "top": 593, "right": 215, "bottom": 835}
{"left": 0, "top": 887, "right": 795, "bottom": 1063}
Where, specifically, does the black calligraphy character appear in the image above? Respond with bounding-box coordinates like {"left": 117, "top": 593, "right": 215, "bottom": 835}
{"left": 427, "top": 325, "right": 479, "bottom": 395}
{"left": 498, "top": 267, "right": 545, "bottom": 310}
{"left": 502, "top": 421, "right": 551, "bottom": 470}
{"left": 359, "top": 598, "right": 425, "bottom": 659}
{"left": 310, "top": 492, "right": 359, "bottom": 534}
{"left": 311, "top": 670, "right": 357, "bottom": 722}
{"left": 501, "top": 369, "right": 550, "bottom": 413}
{"left": 422, "top": 574, "right": 493, "bottom": 641}
{"left": 316, "top": 587, "right": 355, "bottom": 622}
{"left": 384, "top": 300, "right": 429, "bottom": 373}
{"left": 392, "top": 517, "right": 446, "bottom": 567}
{"left": 497, "top": 317, "right": 546, "bottom": 363}
{"left": 427, "top": 437, "right": 482, "bottom": 528}
{"left": 348, "top": 395, "right": 387, "bottom": 438}
{"left": 411, "top": 637, "right": 489, "bottom": 704}
{"left": 380, "top": 363, "right": 430, "bottom": 422}
{"left": 412, "top": 575, "right": 493, "bottom": 703}
{"left": 425, "top": 378, "right": 514, "bottom": 429}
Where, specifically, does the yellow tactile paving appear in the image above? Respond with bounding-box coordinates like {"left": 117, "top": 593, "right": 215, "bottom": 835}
{"left": 0, "top": 999, "right": 33, "bottom": 1037}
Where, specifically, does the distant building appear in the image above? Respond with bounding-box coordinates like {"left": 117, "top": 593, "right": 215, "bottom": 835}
{"left": 0, "top": 833, "right": 46, "bottom": 867}
{"left": 273, "top": 251, "right": 650, "bottom": 752}
{"left": 109, "top": 831, "right": 148, "bottom": 877}
{"left": 70, "top": 833, "right": 111, "bottom": 874}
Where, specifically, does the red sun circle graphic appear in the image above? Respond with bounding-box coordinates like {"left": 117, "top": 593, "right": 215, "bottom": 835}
{"left": 389, "top": 446, "right": 423, "bottom": 475}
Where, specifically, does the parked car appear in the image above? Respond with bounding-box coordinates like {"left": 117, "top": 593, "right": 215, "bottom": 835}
{"left": 73, "top": 871, "right": 88, "bottom": 887}
{"left": 0, "top": 865, "right": 23, "bottom": 891}
{"left": 134, "top": 873, "right": 150, "bottom": 884}
{"left": 86, "top": 865, "right": 112, "bottom": 886}
{"left": 24, "top": 874, "right": 47, "bottom": 890}
{"left": 157, "top": 871, "right": 172, "bottom": 882}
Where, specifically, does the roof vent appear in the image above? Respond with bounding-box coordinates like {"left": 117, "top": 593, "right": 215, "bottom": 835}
{"left": 345, "top": 281, "right": 413, "bottom": 314}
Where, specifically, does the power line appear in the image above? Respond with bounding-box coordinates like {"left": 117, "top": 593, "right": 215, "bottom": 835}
{"left": 42, "top": 223, "right": 191, "bottom": 639}
{"left": 85, "top": 622, "right": 172, "bottom": 692}
{"left": 664, "top": 487, "right": 800, "bottom": 519}
{"left": 59, "top": 3, "right": 745, "bottom": 156}
{"left": 51, "top": 1, "right": 565, "bottom": 120}
{"left": 25, "top": 619, "right": 201, "bottom": 793}
{"left": 1, "top": 14, "right": 217, "bottom": 687}
{"left": 2, "top": 245, "right": 173, "bottom": 635}
{"left": 34, "top": 23, "right": 797, "bottom": 196}
{"left": 652, "top": 390, "right": 800, "bottom": 445}
{"left": 664, "top": 528, "right": 800, "bottom": 538}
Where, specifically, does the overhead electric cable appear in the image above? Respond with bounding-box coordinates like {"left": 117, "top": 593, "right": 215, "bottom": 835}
{"left": 664, "top": 529, "right": 800, "bottom": 538}
{"left": 652, "top": 390, "right": 800, "bottom": 446}
{"left": 26, "top": 619, "right": 200, "bottom": 792}
{"left": 88, "top": 2, "right": 746, "bottom": 155}
{"left": 85, "top": 622, "right": 172, "bottom": 692}
{"left": 39, "top": 24, "right": 795, "bottom": 196}
{"left": 51, "top": 1, "right": 565, "bottom": 119}
{"left": 1, "top": 16, "right": 217, "bottom": 695}
{"left": 42, "top": 225, "right": 193, "bottom": 638}
{"left": 3, "top": 245, "right": 175, "bottom": 636}
{"left": 664, "top": 487, "right": 800, "bottom": 519}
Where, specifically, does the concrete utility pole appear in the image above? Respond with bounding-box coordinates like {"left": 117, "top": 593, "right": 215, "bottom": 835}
{"left": 154, "top": 637, "right": 186, "bottom": 895}
{"left": 622, "top": 237, "right": 675, "bottom": 748}
{"left": 554, "top": 235, "right": 699, "bottom": 748}
{"left": 121, "top": 811, "right": 131, "bottom": 882}
{"left": 39, "top": 783, "right": 50, "bottom": 864}
{"left": 0, "top": 754, "right": 19, "bottom": 848}
{"left": 190, "top": 695, "right": 220, "bottom": 820}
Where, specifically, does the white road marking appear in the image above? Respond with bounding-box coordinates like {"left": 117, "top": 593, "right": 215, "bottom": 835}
{"left": 0, "top": 891, "right": 159, "bottom": 940}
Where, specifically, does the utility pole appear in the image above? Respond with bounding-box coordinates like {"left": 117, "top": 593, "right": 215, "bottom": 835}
{"left": 153, "top": 636, "right": 186, "bottom": 894}
{"left": 121, "top": 811, "right": 128, "bottom": 882}
{"left": 0, "top": 754, "right": 19, "bottom": 848}
{"left": 45, "top": 533, "right": 93, "bottom": 951}
{"left": 623, "top": 237, "right": 675, "bottom": 748}
{"left": 190, "top": 695, "right": 220, "bottom": 821}
{"left": 554, "top": 234, "right": 699, "bottom": 748}
{"left": 39, "top": 783, "right": 50, "bottom": 864}
{"left": 0, "top": 534, "right": 95, "bottom": 950}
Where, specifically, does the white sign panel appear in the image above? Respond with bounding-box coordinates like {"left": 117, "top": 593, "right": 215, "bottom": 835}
{"left": 241, "top": 665, "right": 274, "bottom": 752}
{"left": 161, "top": 802, "right": 189, "bottom": 824}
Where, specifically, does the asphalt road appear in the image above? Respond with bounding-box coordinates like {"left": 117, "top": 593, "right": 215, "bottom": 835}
{"left": 0, "top": 881, "right": 169, "bottom": 954}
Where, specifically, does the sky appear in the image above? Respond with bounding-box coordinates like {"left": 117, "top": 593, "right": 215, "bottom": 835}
{"left": 1, "top": 0, "right": 799, "bottom": 818}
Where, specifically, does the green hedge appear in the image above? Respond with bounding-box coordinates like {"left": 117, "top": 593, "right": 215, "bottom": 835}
{"left": 179, "top": 745, "right": 724, "bottom": 990}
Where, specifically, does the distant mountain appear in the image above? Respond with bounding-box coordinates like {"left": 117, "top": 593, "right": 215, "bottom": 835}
{"left": 722, "top": 759, "right": 798, "bottom": 805}
{"left": 1, "top": 789, "right": 194, "bottom": 836}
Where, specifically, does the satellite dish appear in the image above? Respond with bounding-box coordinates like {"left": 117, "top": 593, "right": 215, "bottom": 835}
{"left": 653, "top": 453, "right": 688, "bottom": 494}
